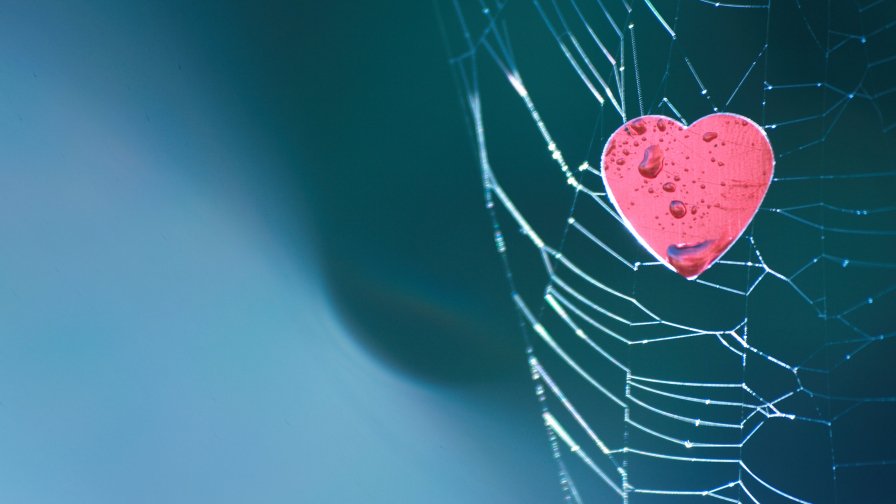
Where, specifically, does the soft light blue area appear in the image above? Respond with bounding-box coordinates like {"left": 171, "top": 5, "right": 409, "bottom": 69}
{"left": 0, "top": 148, "right": 536, "bottom": 502}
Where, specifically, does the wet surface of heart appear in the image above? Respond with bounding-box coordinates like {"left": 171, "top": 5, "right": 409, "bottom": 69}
{"left": 601, "top": 113, "right": 774, "bottom": 279}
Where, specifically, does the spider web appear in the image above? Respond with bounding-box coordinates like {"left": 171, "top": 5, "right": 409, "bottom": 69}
{"left": 438, "top": 0, "right": 896, "bottom": 502}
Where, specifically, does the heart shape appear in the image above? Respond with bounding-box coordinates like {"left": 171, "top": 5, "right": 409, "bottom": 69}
{"left": 601, "top": 113, "right": 774, "bottom": 279}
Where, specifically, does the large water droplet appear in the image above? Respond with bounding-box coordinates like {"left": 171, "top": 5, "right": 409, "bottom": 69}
{"left": 702, "top": 131, "right": 718, "bottom": 142}
{"left": 669, "top": 200, "right": 687, "bottom": 218}
{"left": 667, "top": 240, "right": 716, "bottom": 278}
{"left": 629, "top": 119, "right": 647, "bottom": 135}
{"left": 662, "top": 182, "right": 676, "bottom": 192}
{"left": 638, "top": 145, "right": 664, "bottom": 178}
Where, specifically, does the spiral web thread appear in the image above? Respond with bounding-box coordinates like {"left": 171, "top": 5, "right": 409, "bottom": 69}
{"left": 441, "top": 0, "right": 896, "bottom": 502}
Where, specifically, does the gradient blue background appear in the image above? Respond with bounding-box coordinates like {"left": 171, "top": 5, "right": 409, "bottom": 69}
{"left": 0, "top": 2, "right": 561, "bottom": 502}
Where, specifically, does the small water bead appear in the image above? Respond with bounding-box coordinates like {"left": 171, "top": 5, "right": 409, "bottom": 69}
{"left": 638, "top": 145, "right": 664, "bottom": 178}
{"left": 623, "top": 148, "right": 630, "bottom": 155}
{"left": 673, "top": 175, "right": 680, "bottom": 181}
{"left": 648, "top": 187, "right": 655, "bottom": 193}
{"left": 669, "top": 200, "right": 687, "bottom": 218}
{"left": 656, "top": 118, "right": 666, "bottom": 131}
{"left": 690, "top": 205, "right": 698, "bottom": 215}
{"left": 629, "top": 119, "right": 647, "bottom": 135}
{"left": 662, "top": 182, "right": 676, "bottom": 192}
{"left": 700, "top": 184, "right": 706, "bottom": 189}
{"left": 617, "top": 158, "right": 625, "bottom": 165}
{"left": 702, "top": 131, "right": 718, "bottom": 142}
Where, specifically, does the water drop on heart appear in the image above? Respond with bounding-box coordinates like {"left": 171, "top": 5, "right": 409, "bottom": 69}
{"left": 638, "top": 145, "right": 664, "bottom": 178}
{"left": 662, "top": 182, "right": 675, "bottom": 192}
{"left": 667, "top": 240, "right": 719, "bottom": 278}
{"left": 616, "top": 158, "right": 625, "bottom": 165}
{"left": 656, "top": 118, "right": 666, "bottom": 131}
{"left": 703, "top": 132, "right": 718, "bottom": 142}
{"left": 690, "top": 205, "right": 698, "bottom": 215}
{"left": 629, "top": 119, "right": 647, "bottom": 135}
{"left": 673, "top": 175, "right": 680, "bottom": 181}
{"left": 669, "top": 200, "right": 687, "bottom": 218}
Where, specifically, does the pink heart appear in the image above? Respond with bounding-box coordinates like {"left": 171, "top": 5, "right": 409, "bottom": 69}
{"left": 601, "top": 113, "right": 774, "bottom": 279}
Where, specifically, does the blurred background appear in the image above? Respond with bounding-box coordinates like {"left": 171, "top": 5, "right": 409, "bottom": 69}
{"left": 0, "top": 1, "right": 563, "bottom": 502}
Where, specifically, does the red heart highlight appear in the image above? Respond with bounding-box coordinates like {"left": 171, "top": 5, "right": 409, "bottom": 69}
{"left": 601, "top": 113, "right": 774, "bottom": 279}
